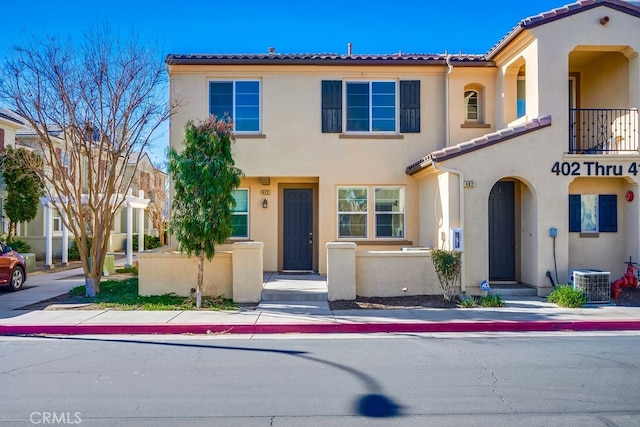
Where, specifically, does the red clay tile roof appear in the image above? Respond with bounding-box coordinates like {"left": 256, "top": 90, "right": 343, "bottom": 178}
{"left": 405, "top": 116, "right": 553, "bottom": 176}
{"left": 165, "top": 53, "right": 488, "bottom": 66}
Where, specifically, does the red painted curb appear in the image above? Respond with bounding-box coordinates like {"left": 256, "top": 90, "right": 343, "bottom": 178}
{"left": 1, "top": 320, "right": 640, "bottom": 336}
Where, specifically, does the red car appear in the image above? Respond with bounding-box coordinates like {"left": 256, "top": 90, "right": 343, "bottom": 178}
{"left": 0, "top": 241, "right": 27, "bottom": 291}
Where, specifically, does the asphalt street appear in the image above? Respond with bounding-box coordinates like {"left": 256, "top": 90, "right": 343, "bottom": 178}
{"left": 2, "top": 332, "right": 640, "bottom": 426}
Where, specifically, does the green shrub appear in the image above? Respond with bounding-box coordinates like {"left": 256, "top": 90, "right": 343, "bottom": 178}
{"left": 7, "top": 238, "right": 30, "bottom": 253}
{"left": 131, "top": 235, "right": 162, "bottom": 251}
{"left": 431, "top": 249, "right": 461, "bottom": 302}
{"left": 548, "top": 285, "right": 586, "bottom": 308}
{"left": 480, "top": 293, "right": 505, "bottom": 307}
{"left": 68, "top": 237, "right": 93, "bottom": 261}
{"left": 458, "top": 297, "right": 477, "bottom": 308}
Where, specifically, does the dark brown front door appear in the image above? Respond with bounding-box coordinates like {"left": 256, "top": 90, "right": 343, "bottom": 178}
{"left": 489, "top": 181, "right": 515, "bottom": 281}
{"left": 283, "top": 189, "right": 313, "bottom": 270}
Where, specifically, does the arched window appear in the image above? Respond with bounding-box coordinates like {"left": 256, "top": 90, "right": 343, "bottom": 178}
{"left": 464, "top": 90, "right": 479, "bottom": 121}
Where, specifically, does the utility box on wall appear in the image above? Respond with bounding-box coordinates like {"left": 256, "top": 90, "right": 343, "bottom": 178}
{"left": 451, "top": 228, "right": 463, "bottom": 252}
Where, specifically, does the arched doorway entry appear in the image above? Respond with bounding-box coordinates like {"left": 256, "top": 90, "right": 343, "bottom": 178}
{"left": 489, "top": 181, "right": 516, "bottom": 281}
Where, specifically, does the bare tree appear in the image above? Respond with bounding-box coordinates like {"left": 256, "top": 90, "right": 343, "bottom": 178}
{"left": 0, "top": 28, "right": 175, "bottom": 296}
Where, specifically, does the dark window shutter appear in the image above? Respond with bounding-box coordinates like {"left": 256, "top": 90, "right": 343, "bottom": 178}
{"left": 0, "top": 128, "right": 4, "bottom": 152}
{"left": 322, "top": 80, "right": 342, "bottom": 133}
{"left": 599, "top": 194, "right": 617, "bottom": 232}
{"left": 569, "top": 194, "right": 581, "bottom": 232}
{"left": 400, "top": 80, "right": 420, "bottom": 133}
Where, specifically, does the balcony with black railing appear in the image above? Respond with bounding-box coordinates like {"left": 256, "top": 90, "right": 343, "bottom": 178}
{"left": 569, "top": 108, "right": 638, "bottom": 154}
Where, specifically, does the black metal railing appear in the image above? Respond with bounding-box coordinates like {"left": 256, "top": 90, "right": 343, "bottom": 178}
{"left": 569, "top": 108, "right": 638, "bottom": 154}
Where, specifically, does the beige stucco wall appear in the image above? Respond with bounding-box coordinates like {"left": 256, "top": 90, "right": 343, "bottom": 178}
{"left": 138, "top": 251, "right": 233, "bottom": 297}
{"left": 568, "top": 176, "right": 639, "bottom": 279}
{"left": 355, "top": 250, "right": 441, "bottom": 297}
{"left": 529, "top": 6, "right": 640, "bottom": 125}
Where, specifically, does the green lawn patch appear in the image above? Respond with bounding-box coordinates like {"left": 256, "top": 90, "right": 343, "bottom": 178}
{"left": 70, "top": 277, "right": 237, "bottom": 311}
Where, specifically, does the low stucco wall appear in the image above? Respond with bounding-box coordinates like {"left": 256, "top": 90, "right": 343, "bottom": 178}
{"left": 356, "top": 250, "right": 441, "bottom": 297}
{"left": 326, "top": 242, "right": 446, "bottom": 300}
{"left": 19, "top": 237, "right": 63, "bottom": 259}
{"left": 138, "top": 251, "right": 233, "bottom": 297}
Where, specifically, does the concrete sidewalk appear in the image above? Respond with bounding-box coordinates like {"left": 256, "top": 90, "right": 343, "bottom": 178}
{"left": 1, "top": 263, "right": 639, "bottom": 336}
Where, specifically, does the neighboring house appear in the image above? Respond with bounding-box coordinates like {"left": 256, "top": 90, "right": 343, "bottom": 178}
{"left": 0, "top": 110, "right": 24, "bottom": 234}
{"left": 118, "top": 152, "right": 167, "bottom": 241}
{"left": 0, "top": 109, "right": 160, "bottom": 259}
{"left": 166, "top": 0, "right": 640, "bottom": 296}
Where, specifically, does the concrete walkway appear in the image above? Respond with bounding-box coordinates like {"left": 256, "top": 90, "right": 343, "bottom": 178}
{"left": 1, "top": 265, "right": 639, "bottom": 336}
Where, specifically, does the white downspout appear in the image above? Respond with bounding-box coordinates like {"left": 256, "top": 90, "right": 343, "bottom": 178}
{"left": 431, "top": 160, "right": 466, "bottom": 293}
{"left": 445, "top": 53, "right": 453, "bottom": 147}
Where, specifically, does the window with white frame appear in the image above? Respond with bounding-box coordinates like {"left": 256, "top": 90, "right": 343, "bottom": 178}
{"left": 53, "top": 209, "right": 62, "bottom": 232}
{"left": 346, "top": 81, "right": 396, "bottom": 132}
{"left": 464, "top": 90, "right": 479, "bottom": 121}
{"left": 338, "top": 187, "right": 368, "bottom": 238}
{"left": 209, "top": 81, "right": 260, "bottom": 132}
{"left": 374, "top": 187, "right": 405, "bottom": 238}
{"left": 231, "top": 189, "right": 249, "bottom": 238}
{"left": 337, "top": 186, "right": 406, "bottom": 239}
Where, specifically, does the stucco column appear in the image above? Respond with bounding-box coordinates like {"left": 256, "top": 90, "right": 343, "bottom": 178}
{"left": 61, "top": 211, "right": 68, "bottom": 266}
{"left": 232, "top": 241, "right": 263, "bottom": 303}
{"left": 126, "top": 201, "right": 133, "bottom": 268}
{"left": 44, "top": 204, "right": 53, "bottom": 269}
{"left": 326, "top": 242, "right": 356, "bottom": 301}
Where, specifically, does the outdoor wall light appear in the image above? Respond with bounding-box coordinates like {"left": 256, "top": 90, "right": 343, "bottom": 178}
{"left": 262, "top": 199, "right": 268, "bottom": 208}
{"left": 600, "top": 16, "right": 610, "bottom": 25}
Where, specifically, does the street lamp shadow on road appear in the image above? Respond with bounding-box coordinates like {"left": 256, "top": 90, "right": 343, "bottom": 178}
{"left": 34, "top": 335, "right": 404, "bottom": 418}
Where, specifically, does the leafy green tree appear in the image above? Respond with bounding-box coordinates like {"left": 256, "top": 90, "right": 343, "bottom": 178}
{"left": 0, "top": 147, "right": 45, "bottom": 241}
{"left": 169, "top": 116, "right": 242, "bottom": 308}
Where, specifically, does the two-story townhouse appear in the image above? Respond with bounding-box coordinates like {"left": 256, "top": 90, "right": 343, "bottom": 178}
{"left": 167, "top": 0, "right": 640, "bottom": 296}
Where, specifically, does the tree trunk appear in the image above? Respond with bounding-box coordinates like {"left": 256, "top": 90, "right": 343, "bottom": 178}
{"left": 196, "top": 250, "right": 204, "bottom": 309}
{"left": 7, "top": 221, "right": 14, "bottom": 242}
{"left": 85, "top": 276, "right": 97, "bottom": 297}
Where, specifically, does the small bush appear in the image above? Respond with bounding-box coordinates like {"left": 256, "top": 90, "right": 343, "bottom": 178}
{"left": 7, "top": 238, "right": 30, "bottom": 253}
{"left": 131, "top": 235, "right": 162, "bottom": 251}
{"left": 431, "top": 249, "right": 462, "bottom": 302}
{"left": 68, "top": 237, "right": 93, "bottom": 261}
{"left": 480, "top": 293, "right": 505, "bottom": 307}
{"left": 548, "top": 285, "right": 586, "bottom": 308}
{"left": 458, "top": 297, "right": 477, "bottom": 308}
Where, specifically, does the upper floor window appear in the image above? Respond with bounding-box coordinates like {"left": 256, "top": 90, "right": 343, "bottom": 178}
{"left": 464, "top": 90, "right": 479, "bottom": 122}
{"left": 346, "top": 81, "right": 396, "bottom": 132}
{"left": 517, "top": 72, "right": 526, "bottom": 119}
{"left": 53, "top": 209, "right": 62, "bottom": 232}
{"left": 209, "top": 81, "right": 260, "bottom": 133}
{"left": 231, "top": 189, "right": 249, "bottom": 238}
{"left": 323, "top": 80, "right": 419, "bottom": 134}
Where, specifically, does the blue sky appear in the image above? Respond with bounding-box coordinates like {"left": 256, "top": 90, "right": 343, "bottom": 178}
{"left": 1, "top": 0, "right": 573, "bottom": 161}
